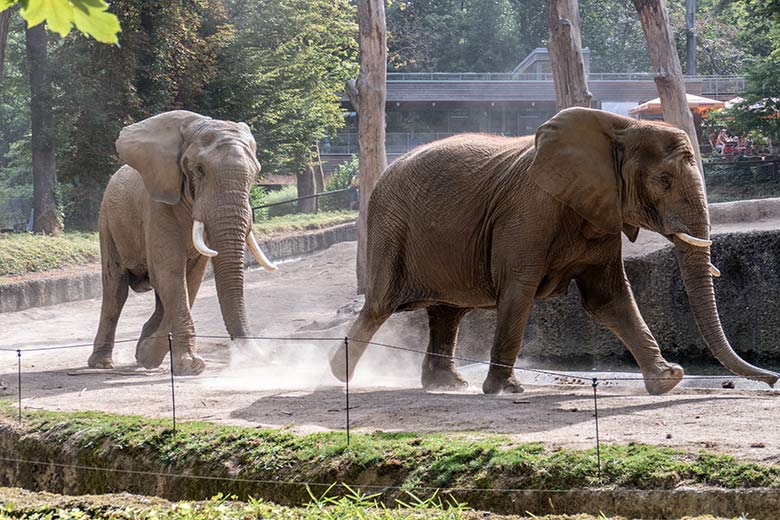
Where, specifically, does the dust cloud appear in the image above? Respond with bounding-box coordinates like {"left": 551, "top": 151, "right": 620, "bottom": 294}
{"left": 199, "top": 325, "right": 425, "bottom": 392}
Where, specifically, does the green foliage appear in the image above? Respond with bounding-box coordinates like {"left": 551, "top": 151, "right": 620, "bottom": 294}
{"left": 251, "top": 185, "right": 300, "bottom": 219}
{"left": 0, "top": 0, "right": 121, "bottom": 43}
{"left": 321, "top": 155, "right": 358, "bottom": 212}
{"left": 199, "top": 0, "right": 358, "bottom": 177}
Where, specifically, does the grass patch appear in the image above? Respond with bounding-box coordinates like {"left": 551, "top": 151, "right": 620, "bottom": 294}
{"left": 0, "top": 488, "right": 749, "bottom": 520}
{"left": 0, "top": 213, "right": 356, "bottom": 279}
{"left": 252, "top": 210, "right": 356, "bottom": 237}
{"left": 1, "top": 406, "right": 778, "bottom": 498}
{"left": 0, "top": 232, "right": 99, "bottom": 278}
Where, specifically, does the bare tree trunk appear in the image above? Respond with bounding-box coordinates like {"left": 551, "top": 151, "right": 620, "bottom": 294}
{"left": 26, "top": 23, "right": 61, "bottom": 235}
{"left": 313, "top": 143, "right": 326, "bottom": 194}
{"left": 0, "top": 9, "right": 11, "bottom": 81}
{"left": 546, "top": 0, "right": 591, "bottom": 111}
{"left": 355, "top": 0, "right": 387, "bottom": 294}
{"left": 296, "top": 168, "right": 317, "bottom": 213}
{"left": 633, "top": 0, "right": 704, "bottom": 179}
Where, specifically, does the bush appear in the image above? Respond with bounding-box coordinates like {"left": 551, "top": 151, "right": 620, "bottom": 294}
{"left": 321, "top": 155, "right": 358, "bottom": 212}
{"left": 250, "top": 184, "right": 299, "bottom": 220}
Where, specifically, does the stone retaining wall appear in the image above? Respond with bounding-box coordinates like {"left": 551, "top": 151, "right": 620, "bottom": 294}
{"left": 0, "top": 222, "right": 356, "bottom": 314}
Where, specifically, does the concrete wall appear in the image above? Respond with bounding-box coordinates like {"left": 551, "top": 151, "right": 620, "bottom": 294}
{"left": 0, "top": 223, "right": 356, "bottom": 314}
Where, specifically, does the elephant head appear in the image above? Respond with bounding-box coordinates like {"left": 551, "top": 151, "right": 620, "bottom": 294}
{"left": 116, "top": 110, "right": 277, "bottom": 345}
{"left": 528, "top": 107, "right": 778, "bottom": 387}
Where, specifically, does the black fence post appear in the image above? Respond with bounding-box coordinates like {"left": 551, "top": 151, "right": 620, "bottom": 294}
{"left": 168, "top": 333, "right": 176, "bottom": 435}
{"left": 592, "top": 377, "right": 602, "bottom": 484}
{"left": 344, "top": 336, "right": 350, "bottom": 447}
{"left": 16, "top": 349, "right": 21, "bottom": 423}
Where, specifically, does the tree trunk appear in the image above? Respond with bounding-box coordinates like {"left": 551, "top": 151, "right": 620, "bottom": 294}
{"left": 26, "top": 23, "right": 61, "bottom": 235}
{"left": 0, "top": 9, "right": 11, "bottom": 82}
{"left": 296, "top": 168, "right": 317, "bottom": 213}
{"left": 546, "top": 0, "right": 591, "bottom": 111}
{"left": 313, "top": 143, "right": 326, "bottom": 193}
{"left": 633, "top": 0, "right": 704, "bottom": 180}
{"left": 355, "top": 0, "right": 387, "bottom": 294}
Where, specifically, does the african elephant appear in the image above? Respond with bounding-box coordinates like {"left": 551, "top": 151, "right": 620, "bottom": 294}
{"left": 330, "top": 107, "right": 779, "bottom": 395}
{"left": 88, "top": 110, "right": 277, "bottom": 375}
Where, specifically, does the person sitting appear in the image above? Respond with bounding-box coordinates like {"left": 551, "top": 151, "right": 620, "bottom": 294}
{"left": 716, "top": 129, "right": 728, "bottom": 155}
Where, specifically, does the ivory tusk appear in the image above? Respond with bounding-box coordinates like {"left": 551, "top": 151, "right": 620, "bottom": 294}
{"left": 192, "top": 220, "right": 218, "bottom": 257}
{"left": 246, "top": 231, "right": 278, "bottom": 271}
{"left": 709, "top": 263, "right": 721, "bottom": 277}
{"left": 675, "top": 232, "right": 712, "bottom": 248}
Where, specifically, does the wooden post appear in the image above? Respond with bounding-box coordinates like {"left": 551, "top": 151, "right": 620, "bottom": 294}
{"left": 354, "top": 0, "right": 387, "bottom": 294}
{"left": 546, "top": 0, "right": 591, "bottom": 111}
{"left": 633, "top": 0, "right": 704, "bottom": 179}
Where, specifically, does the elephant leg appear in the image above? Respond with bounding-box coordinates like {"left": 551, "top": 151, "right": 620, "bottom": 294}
{"left": 186, "top": 256, "right": 209, "bottom": 308}
{"left": 577, "top": 261, "right": 683, "bottom": 395}
{"left": 330, "top": 304, "right": 392, "bottom": 383}
{"left": 134, "top": 292, "right": 165, "bottom": 360}
{"left": 421, "top": 304, "right": 471, "bottom": 391}
{"left": 89, "top": 233, "right": 129, "bottom": 369}
{"left": 137, "top": 234, "right": 204, "bottom": 375}
{"left": 483, "top": 280, "right": 538, "bottom": 394}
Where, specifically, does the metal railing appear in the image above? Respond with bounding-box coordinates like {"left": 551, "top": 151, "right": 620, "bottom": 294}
{"left": 387, "top": 72, "right": 744, "bottom": 87}
{"left": 250, "top": 187, "right": 355, "bottom": 217}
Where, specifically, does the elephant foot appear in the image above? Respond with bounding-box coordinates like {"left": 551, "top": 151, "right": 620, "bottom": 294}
{"left": 172, "top": 355, "right": 206, "bottom": 376}
{"left": 329, "top": 347, "right": 351, "bottom": 383}
{"left": 88, "top": 351, "right": 114, "bottom": 370}
{"left": 483, "top": 371, "right": 524, "bottom": 394}
{"left": 422, "top": 366, "right": 468, "bottom": 391}
{"left": 643, "top": 363, "right": 684, "bottom": 395}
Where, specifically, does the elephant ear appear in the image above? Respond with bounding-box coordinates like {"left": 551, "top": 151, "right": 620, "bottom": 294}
{"left": 528, "top": 107, "right": 632, "bottom": 235}
{"left": 116, "top": 110, "right": 211, "bottom": 205}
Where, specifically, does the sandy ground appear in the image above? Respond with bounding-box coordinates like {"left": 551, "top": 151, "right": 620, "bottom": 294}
{"left": 1, "top": 239, "right": 779, "bottom": 463}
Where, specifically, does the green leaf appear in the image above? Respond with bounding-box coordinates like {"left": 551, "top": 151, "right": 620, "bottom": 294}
{"left": 16, "top": 0, "right": 120, "bottom": 43}
{"left": 0, "top": 0, "right": 15, "bottom": 11}
{"left": 72, "top": 2, "right": 120, "bottom": 44}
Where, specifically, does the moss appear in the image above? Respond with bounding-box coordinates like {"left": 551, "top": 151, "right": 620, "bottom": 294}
{"left": 1, "top": 405, "right": 778, "bottom": 502}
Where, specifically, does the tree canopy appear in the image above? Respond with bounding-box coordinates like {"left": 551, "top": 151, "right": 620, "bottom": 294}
{"left": 0, "top": 0, "right": 357, "bottom": 229}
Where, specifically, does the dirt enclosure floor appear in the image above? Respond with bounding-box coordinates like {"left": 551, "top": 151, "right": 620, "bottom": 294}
{"left": 1, "top": 241, "right": 779, "bottom": 463}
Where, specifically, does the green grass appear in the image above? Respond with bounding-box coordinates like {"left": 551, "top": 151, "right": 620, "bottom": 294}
{"left": 252, "top": 210, "right": 356, "bottom": 237}
{"left": 1, "top": 406, "right": 778, "bottom": 496}
{"left": 0, "top": 488, "right": 751, "bottom": 520}
{"left": 0, "top": 232, "right": 100, "bottom": 278}
{"left": 0, "top": 212, "right": 356, "bottom": 279}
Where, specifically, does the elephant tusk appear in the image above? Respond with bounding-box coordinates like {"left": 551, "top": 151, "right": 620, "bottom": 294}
{"left": 709, "top": 263, "right": 721, "bottom": 277}
{"left": 675, "top": 232, "right": 712, "bottom": 248}
{"left": 246, "top": 231, "right": 278, "bottom": 271}
{"left": 192, "top": 220, "right": 218, "bottom": 257}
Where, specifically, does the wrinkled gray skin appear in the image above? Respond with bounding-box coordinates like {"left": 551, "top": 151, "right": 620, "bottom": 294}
{"left": 331, "top": 107, "right": 780, "bottom": 395}
{"left": 89, "top": 110, "right": 271, "bottom": 375}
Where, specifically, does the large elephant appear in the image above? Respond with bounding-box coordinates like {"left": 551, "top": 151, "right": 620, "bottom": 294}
{"left": 88, "top": 110, "right": 277, "bottom": 375}
{"left": 330, "top": 107, "right": 779, "bottom": 395}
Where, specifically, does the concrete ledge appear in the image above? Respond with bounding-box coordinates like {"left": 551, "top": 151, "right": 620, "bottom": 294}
{"left": 0, "top": 222, "right": 356, "bottom": 314}
{"left": 709, "top": 197, "right": 780, "bottom": 224}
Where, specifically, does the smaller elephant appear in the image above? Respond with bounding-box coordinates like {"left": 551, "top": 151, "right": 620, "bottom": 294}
{"left": 330, "top": 107, "right": 779, "bottom": 395}
{"left": 89, "top": 110, "right": 277, "bottom": 375}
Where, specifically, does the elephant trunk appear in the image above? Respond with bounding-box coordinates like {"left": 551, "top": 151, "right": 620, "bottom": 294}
{"left": 674, "top": 239, "right": 779, "bottom": 386}
{"left": 202, "top": 194, "right": 252, "bottom": 340}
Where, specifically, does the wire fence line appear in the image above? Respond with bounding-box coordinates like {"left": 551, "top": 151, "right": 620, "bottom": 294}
{"left": 1, "top": 332, "right": 774, "bottom": 485}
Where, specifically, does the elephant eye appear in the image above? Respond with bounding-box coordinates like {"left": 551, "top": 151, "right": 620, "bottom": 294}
{"left": 655, "top": 172, "right": 672, "bottom": 192}
{"left": 194, "top": 165, "right": 206, "bottom": 178}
